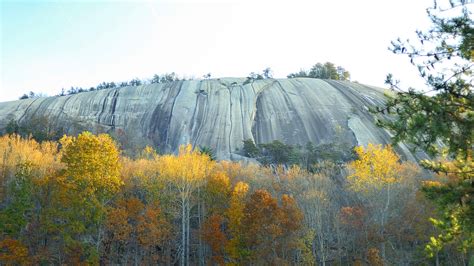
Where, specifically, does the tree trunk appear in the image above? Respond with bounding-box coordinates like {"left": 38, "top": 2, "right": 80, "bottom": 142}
{"left": 312, "top": 237, "right": 317, "bottom": 264}
{"left": 198, "top": 193, "right": 205, "bottom": 266}
{"left": 186, "top": 200, "right": 190, "bottom": 266}
{"left": 317, "top": 205, "right": 326, "bottom": 266}
{"left": 181, "top": 196, "right": 186, "bottom": 266}
{"left": 335, "top": 219, "right": 343, "bottom": 266}
{"left": 381, "top": 185, "right": 391, "bottom": 262}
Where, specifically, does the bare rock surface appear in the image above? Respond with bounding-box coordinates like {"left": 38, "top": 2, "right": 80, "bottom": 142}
{"left": 0, "top": 78, "right": 418, "bottom": 160}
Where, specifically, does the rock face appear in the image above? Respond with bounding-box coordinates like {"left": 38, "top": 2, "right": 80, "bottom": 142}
{"left": 0, "top": 78, "right": 419, "bottom": 160}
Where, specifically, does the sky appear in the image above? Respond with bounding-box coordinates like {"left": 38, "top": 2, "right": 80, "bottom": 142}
{"left": 0, "top": 0, "right": 442, "bottom": 102}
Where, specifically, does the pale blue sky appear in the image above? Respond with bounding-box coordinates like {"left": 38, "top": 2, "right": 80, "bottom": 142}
{"left": 1, "top": 0, "right": 438, "bottom": 102}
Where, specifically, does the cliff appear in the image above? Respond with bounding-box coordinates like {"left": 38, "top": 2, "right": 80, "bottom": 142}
{"left": 0, "top": 78, "right": 419, "bottom": 160}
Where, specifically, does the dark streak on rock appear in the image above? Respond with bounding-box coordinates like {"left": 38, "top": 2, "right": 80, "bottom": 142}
{"left": 190, "top": 81, "right": 202, "bottom": 144}
{"left": 98, "top": 90, "right": 113, "bottom": 123}
{"left": 18, "top": 98, "right": 42, "bottom": 123}
{"left": 225, "top": 83, "right": 233, "bottom": 153}
{"left": 149, "top": 81, "right": 183, "bottom": 152}
{"left": 110, "top": 89, "right": 119, "bottom": 129}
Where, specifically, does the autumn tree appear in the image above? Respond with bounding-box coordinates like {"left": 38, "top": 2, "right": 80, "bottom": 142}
{"left": 118, "top": 147, "right": 178, "bottom": 263}
{"left": 202, "top": 171, "right": 231, "bottom": 216}
{"left": 196, "top": 170, "right": 231, "bottom": 264}
{"left": 104, "top": 197, "right": 171, "bottom": 264}
{"left": 0, "top": 238, "right": 30, "bottom": 264}
{"left": 348, "top": 144, "right": 422, "bottom": 263}
{"left": 239, "top": 189, "right": 303, "bottom": 264}
{"left": 0, "top": 134, "right": 59, "bottom": 236}
{"left": 46, "top": 132, "right": 122, "bottom": 263}
{"left": 201, "top": 214, "right": 227, "bottom": 265}
{"left": 59, "top": 131, "right": 122, "bottom": 204}
{"left": 274, "top": 164, "right": 347, "bottom": 265}
{"left": 0, "top": 135, "right": 60, "bottom": 262}
{"left": 157, "top": 144, "right": 214, "bottom": 266}
{"left": 278, "top": 194, "right": 305, "bottom": 261}
{"left": 225, "top": 181, "right": 249, "bottom": 263}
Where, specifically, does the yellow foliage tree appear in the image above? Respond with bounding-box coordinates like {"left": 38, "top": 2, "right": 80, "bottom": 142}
{"left": 120, "top": 155, "right": 162, "bottom": 200}
{"left": 225, "top": 181, "right": 249, "bottom": 262}
{"left": 0, "top": 134, "right": 59, "bottom": 201}
{"left": 347, "top": 143, "right": 418, "bottom": 261}
{"left": 51, "top": 132, "right": 122, "bottom": 262}
{"left": 347, "top": 143, "right": 402, "bottom": 192}
{"left": 157, "top": 144, "right": 214, "bottom": 266}
{"left": 60, "top": 132, "right": 122, "bottom": 201}
{"left": 0, "top": 134, "right": 60, "bottom": 260}
{"left": 203, "top": 170, "right": 232, "bottom": 215}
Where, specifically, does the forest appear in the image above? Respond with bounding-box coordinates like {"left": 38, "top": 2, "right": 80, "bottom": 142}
{"left": 0, "top": 132, "right": 470, "bottom": 265}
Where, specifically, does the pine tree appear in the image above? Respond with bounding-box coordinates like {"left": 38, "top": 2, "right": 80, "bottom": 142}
{"left": 378, "top": 0, "right": 473, "bottom": 259}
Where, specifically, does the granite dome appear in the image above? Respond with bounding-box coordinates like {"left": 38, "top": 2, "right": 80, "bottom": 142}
{"left": 0, "top": 78, "right": 419, "bottom": 160}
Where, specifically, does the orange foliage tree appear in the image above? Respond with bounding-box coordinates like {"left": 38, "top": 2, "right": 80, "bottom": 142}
{"left": 201, "top": 214, "right": 227, "bottom": 265}
{"left": 104, "top": 197, "right": 170, "bottom": 264}
{"left": 240, "top": 189, "right": 303, "bottom": 264}
{"left": 0, "top": 238, "right": 30, "bottom": 265}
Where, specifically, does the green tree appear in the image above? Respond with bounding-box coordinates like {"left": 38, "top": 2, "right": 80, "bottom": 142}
{"left": 0, "top": 162, "right": 35, "bottom": 237}
{"left": 247, "top": 72, "right": 264, "bottom": 80}
{"left": 286, "top": 69, "right": 307, "bottom": 78}
{"left": 203, "top": 73, "right": 212, "bottom": 79}
{"left": 151, "top": 74, "right": 161, "bottom": 84}
{"left": 288, "top": 62, "right": 351, "bottom": 80}
{"left": 262, "top": 67, "right": 273, "bottom": 79}
{"left": 5, "top": 119, "right": 19, "bottom": 135}
{"left": 309, "top": 62, "right": 339, "bottom": 79}
{"left": 129, "top": 78, "right": 142, "bottom": 86}
{"left": 337, "top": 66, "right": 351, "bottom": 81}
{"left": 259, "top": 140, "right": 300, "bottom": 166}
{"left": 160, "top": 72, "right": 178, "bottom": 83}
{"left": 5, "top": 116, "right": 64, "bottom": 143}
{"left": 378, "top": 1, "right": 473, "bottom": 260}
{"left": 199, "top": 146, "right": 216, "bottom": 161}
{"left": 242, "top": 139, "right": 260, "bottom": 158}
{"left": 19, "top": 94, "right": 29, "bottom": 100}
